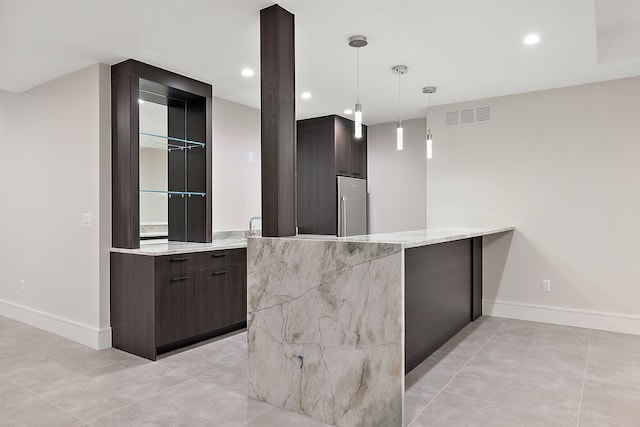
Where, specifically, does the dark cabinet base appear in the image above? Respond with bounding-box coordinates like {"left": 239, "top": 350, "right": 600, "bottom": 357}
{"left": 111, "top": 248, "right": 247, "bottom": 360}
{"left": 404, "top": 237, "right": 483, "bottom": 374}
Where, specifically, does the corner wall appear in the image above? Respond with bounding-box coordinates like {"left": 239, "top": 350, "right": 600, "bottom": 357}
{"left": 212, "top": 97, "right": 261, "bottom": 231}
{"left": 0, "top": 64, "right": 111, "bottom": 348}
{"left": 368, "top": 76, "right": 640, "bottom": 335}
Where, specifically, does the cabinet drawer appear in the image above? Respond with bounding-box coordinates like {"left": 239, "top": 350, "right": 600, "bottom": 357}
{"left": 155, "top": 253, "right": 199, "bottom": 276}
{"left": 197, "top": 248, "right": 246, "bottom": 269}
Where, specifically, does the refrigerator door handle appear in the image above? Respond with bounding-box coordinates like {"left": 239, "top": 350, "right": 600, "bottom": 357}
{"left": 339, "top": 196, "right": 347, "bottom": 237}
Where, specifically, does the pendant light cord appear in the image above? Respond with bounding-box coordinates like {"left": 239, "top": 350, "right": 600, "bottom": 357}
{"left": 398, "top": 72, "right": 402, "bottom": 123}
{"left": 356, "top": 48, "right": 360, "bottom": 103}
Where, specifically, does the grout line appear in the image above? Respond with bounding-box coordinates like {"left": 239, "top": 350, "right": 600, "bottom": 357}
{"left": 576, "top": 329, "right": 592, "bottom": 427}
{"left": 2, "top": 373, "right": 88, "bottom": 426}
{"left": 406, "top": 320, "right": 505, "bottom": 426}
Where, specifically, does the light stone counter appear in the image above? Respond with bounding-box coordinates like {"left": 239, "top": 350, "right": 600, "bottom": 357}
{"left": 289, "top": 226, "right": 514, "bottom": 248}
{"left": 247, "top": 226, "right": 514, "bottom": 427}
{"left": 110, "top": 239, "right": 247, "bottom": 256}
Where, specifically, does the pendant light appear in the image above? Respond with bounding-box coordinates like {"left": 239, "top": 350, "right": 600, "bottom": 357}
{"left": 422, "top": 86, "right": 436, "bottom": 159}
{"left": 392, "top": 65, "right": 408, "bottom": 150}
{"left": 349, "top": 35, "right": 368, "bottom": 139}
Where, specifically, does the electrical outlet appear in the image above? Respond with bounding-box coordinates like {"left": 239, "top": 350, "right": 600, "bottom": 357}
{"left": 543, "top": 279, "right": 551, "bottom": 292}
{"left": 20, "top": 279, "right": 25, "bottom": 291}
{"left": 82, "top": 213, "right": 92, "bottom": 226}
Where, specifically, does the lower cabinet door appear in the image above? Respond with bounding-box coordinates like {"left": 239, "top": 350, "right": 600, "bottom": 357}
{"left": 197, "top": 266, "right": 238, "bottom": 334}
{"left": 156, "top": 275, "right": 198, "bottom": 347}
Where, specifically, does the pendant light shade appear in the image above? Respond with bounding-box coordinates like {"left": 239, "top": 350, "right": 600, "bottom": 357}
{"left": 349, "top": 35, "right": 368, "bottom": 139}
{"left": 423, "top": 86, "right": 436, "bottom": 159}
{"left": 354, "top": 103, "right": 362, "bottom": 138}
{"left": 392, "top": 65, "right": 408, "bottom": 151}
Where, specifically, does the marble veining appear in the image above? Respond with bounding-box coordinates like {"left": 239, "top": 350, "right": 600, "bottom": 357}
{"left": 247, "top": 237, "right": 404, "bottom": 427}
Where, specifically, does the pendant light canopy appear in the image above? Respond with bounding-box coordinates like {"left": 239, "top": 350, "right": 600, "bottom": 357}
{"left": 349, "top": 35, "right": 368, "bottom": 139}
{"left": 423, "top": 86, "right": 436, "bottom": 159}
{"left": 392, "top": 65, "right": 408, "bottom": 151}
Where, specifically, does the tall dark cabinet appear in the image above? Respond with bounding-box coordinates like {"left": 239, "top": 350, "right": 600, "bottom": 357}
{"left": 297, "top": 115, "right": 367, "bottom": 235}
{"left": 111, "top": 59, "right": 212, "bottom": 249}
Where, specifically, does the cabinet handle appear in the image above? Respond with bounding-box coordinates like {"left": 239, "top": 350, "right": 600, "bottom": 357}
{"left": 170, "top": 276, "right": 190, "bottom": 282}
{"left": 212, "top": 253, "right": 227, "bottom": 258}
{"left": 170, "top": 257, "right": 189, "bottom": 262}
{"left": 338, "top": 170, "right": 349, "bottom": 174}
{"left": 211, "top": 270, "right": 227, "bottom": 276}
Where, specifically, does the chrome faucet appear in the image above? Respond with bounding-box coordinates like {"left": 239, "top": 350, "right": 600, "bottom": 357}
{"left": 249, "top": 216, "right": 262, "bottom": 236}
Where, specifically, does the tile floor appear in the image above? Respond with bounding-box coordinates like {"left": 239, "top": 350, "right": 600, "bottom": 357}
{"left": 1, "top": 315, "right": 639, "bottom": 426}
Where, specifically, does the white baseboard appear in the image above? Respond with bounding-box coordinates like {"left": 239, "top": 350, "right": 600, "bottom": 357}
{"left": 484, "top": 299, "right": 640, "bottom": 336}
{"left": 0, "top": 299, "right": 112, "bottom": 350}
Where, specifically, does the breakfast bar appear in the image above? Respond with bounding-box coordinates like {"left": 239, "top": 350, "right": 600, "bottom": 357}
{"left": 246, "top": 226, "right": 514, "bottom": 427}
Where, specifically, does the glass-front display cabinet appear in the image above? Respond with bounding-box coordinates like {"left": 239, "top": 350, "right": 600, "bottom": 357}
{"left": 111, "top": 60, "right": 212, "bottom": 249}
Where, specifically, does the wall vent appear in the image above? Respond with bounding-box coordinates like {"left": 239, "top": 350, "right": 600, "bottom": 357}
{"left": 476, "top": 106, "right": 490, "bottom": 121}
{"left": 446, "top": 111, "right": 459, "bottom": 126}
{"left": 461, "top": 109, "right": 474, "bottom": 124}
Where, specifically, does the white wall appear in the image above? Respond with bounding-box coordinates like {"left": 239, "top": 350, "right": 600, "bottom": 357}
{"left": 0, "top": 64, "right": 111, "bottom": 348}
{"left": 367, "top": 119, "right": 426, "bottom": 233}
{"left": 213, "top": 97, "right": 261, "bottom": 231}
{"left": 369, "top": 76, "right": 640, "bottom": 334}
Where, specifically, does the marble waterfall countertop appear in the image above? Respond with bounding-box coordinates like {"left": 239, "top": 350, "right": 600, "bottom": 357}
{"left": 110, "top": 239, "right": 248, "bottom": 255}
{"left": 285, "top": 226, "right": 514, "bottom": 249}
{"left": 110, "top": 226, "right": 514, "bottom": 256}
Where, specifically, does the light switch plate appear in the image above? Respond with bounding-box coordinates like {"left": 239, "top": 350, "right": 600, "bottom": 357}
{"left": 82, "top": 213, "right": 92, "bottom": 226}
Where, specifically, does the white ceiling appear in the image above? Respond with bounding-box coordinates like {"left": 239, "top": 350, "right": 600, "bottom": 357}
{"left": 1, "top": 0, "right": 640, "bottom": 125}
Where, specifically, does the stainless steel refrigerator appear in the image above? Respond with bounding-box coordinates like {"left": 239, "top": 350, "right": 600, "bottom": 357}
{"left": 337, "top": 176, "right": 367, "bottom": 237}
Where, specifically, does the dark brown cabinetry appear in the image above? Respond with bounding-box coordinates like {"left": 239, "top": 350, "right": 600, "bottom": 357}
{"left": 297, "top": 115, "right": 367, "bottom": 235}
{"left": 111, "top": 60, "right": 212, "bottom": 249}
{"left": 111, "top": 248, "right": 247, "bottom": 360}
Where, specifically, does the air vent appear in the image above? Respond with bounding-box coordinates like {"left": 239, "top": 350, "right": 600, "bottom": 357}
{"left": 446, "top": 111, "right": 459, "bottom": 126}
{"left": 461, "top": 109, "right": 474, "bottom": 124}
{"left": 476, "top": 106, "right": 490, "bottom": 121}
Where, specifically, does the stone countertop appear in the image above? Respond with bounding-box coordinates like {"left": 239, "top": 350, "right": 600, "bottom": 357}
{"left": 111, "top": 239, "right": 247, "bottom": 256}
{"left": 266, "top": 226, "right": 515, "bottom": 249}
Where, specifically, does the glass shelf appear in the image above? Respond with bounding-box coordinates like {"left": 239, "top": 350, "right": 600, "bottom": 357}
{"left": 139, "top": 132, "right": 205, "bottom": 151}
{"left": 140, "top": 189, "right": 206, "bottom": 197}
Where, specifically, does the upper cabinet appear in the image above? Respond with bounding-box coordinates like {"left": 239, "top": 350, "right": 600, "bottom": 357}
{"left": 333, "top": 115, "right": 367, "bottom": 179}
{"left": 298, "top": 115, "right": 367, "bottom": 180}
{"left": 111, "top": 60, "right": 212, "bottom": 249}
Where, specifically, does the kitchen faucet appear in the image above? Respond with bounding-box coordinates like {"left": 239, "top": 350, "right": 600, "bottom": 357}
{"left": 249, "top": 216, "right": 262, "bottom": 236}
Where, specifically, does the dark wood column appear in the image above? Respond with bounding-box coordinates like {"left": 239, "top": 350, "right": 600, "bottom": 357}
{"left": 260, "top": 4, "right": 297, "bottom": 237}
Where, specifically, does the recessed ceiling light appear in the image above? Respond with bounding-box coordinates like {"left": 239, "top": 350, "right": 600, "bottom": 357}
{"left": 301, "top": 92, "right": 312, "bottom": 99}
{"left": 138, "top": 99, "right": 144, "bottom": 104}
{"left": 523, "top": 34, "right": 540, "bottom": 45}
{"left": 344, "top": 109, "right": 353, "bottom": 115}
{"left": 241, "top": 68, "right": 255, "bottom": 77}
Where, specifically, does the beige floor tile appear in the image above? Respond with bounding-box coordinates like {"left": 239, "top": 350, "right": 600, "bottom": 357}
{"left": 0, "top": 375, "right": 84, "bottom": 427}
{"left": 36, "top": 360, "right": 192, "bottom": 420}
{"left": 90, "top": 378, "right": 272, "bottom": 426}
{"left": 244, "top": 405, "right": 334, "bottom": 427}
{"left": 409, "top": 392, "right": 572, "bottom": 427}
{"left": 580, "top": 379, "right": 640, "bottom": 424}
{"left": 578, "top": 411, "right": 640, "bottom": 427}
{"left": 586, "top": 351, "right": 640, "bottom": 389}
{"left": 403, "top": 391, "right": 437, "bottom": 427}
{"left": 589, "top": 330, "right": 640, "bottom": 357}
{"left": 199, "top": 359, "right": 248, "bottom": 395}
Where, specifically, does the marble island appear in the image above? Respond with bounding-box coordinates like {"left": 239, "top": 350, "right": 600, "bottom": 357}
{"left": 247, "top": 226, "right": 514, "bottom": 427}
